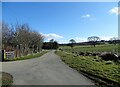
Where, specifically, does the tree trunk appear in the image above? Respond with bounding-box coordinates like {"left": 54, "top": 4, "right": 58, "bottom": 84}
{"left": 93, "top": 42, "right": 96, "bottom": 47}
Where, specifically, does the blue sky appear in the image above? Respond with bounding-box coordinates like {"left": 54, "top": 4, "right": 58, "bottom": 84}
{"left": 2, "top": 2, "right": 118, "bottom": 43}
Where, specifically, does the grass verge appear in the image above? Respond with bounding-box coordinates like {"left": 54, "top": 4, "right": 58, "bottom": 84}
{"left": 0, "top": 72, "right": 13, "bottom": 86}
{"left": 4, "top": 51, "right": 48, "bottom": 61}
{"left": 55, "top": 51, "right": 120, "bottom": 87}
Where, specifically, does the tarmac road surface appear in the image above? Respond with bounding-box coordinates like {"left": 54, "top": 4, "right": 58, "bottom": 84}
{"left": 2, "top": 50, "right": 95, "bottom": 85}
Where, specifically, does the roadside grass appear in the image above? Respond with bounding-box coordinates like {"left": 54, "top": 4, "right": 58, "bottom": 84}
{"left": 0, "top": 72, "right": 13, "bottom": 86}
{"left": 55, "top": 51, "right": 120, "bottom": 86}
{"left": 4, "top": 51, "right": 49, "bottom": 61}
{"left": 60, "top": 44, "right": 119, "bottom": 53}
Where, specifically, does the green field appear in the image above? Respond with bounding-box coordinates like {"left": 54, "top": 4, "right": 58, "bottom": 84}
{"left": 59, "top": 44, "right": 119, "bottom": 53}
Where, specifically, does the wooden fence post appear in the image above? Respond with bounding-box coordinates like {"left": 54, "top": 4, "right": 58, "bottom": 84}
{"left": 2, "top": 50, "right": 4, "bottom": 62}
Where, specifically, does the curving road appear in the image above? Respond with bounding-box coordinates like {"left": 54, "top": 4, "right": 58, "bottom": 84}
{"left": 2, "top": 51, "right": 95, "bottom": 85}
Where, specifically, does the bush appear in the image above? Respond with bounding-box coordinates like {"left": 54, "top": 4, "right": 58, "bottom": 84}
{"left": 59, "top": 48, "right": 63, "bottom": 51}
{"left": 85, "top": 52, "right": 92, "bottom": 56}
{"left": 91, "top": 52, "right": 100, "bottom": 56}
{"left": 79, "top": 52, "right": 85, "bottom": 56}
{"left": 99, "top": 52, "right": 118, "bottom": 61}
{"left": 118, "top": 56, "right": 120, "bottom": 60}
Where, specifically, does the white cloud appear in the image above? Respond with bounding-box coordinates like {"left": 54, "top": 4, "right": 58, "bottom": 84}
{"left": 42, "top": 35, "right": 117, "bottom": 43}
{"left": 58, "top": 40, "right": 68, "bottom": 44}
{"left": 82, "top": 14, "right": 91, "bottom": 18}
{"left": 58, "top": 38, "right": 87, "bottom": 44}
{"left": 82, "top": 14, "right": 96, "bottom": 21}
{"left": 100, "top": 36, "right": 116, "bottom": 41}
{"left": 42, "top": 33, "right": 63, "bottom": 41}
{"left": 75, "top": 36, "right": 117, "bottom": 42}
{"left": 109, "top": 7, "right": 120, "bottom": 15}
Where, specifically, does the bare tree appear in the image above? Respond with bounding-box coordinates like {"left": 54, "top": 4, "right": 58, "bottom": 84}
{"left": 2, "top": 22, "right": 44, "bottom": 57}
{"left": 2, "top": 22, "right": 10, "bottom": 48}
{"left": 88, "top": 36, "right": 100, "bottom": 47}
{"left": 29, "top": 31, "right": 43, "bottom": 53}
{"left": 15, "top": 24, "right": 44, "bottom": 54}
{"left": 15, "top": 24, "right": 32, "bottom": 55}
{"left": 2, "top": 22, "right": 15, "bottom": 51}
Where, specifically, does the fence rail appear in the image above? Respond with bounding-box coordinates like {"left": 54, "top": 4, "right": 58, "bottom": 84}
{"left": 0, "top": 50, "right": 15, "bottom": 62}
{"left": 5, "top": 51, "right": 15, "bottom": 59}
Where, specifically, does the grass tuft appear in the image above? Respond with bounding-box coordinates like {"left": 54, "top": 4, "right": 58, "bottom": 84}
{"left": 0, "top": 72, "right": 13, "bottom": 86}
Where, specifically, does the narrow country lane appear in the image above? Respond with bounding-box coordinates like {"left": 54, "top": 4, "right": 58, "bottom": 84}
{"left": 2, "top": 51, "right": 95, "bottom": 85}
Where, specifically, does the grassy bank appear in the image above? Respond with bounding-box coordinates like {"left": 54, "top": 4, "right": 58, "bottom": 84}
{"left": 4, "top": 51, "right": 48, "bottom": 61}
{"left": 55, "top": 51, "right": 120, "bottom": 86}
{"left": 60, "top": 44, "right": 119, "bottom": 53}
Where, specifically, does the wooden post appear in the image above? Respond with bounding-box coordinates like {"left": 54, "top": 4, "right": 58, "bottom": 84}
{"left": 0, "top": 50, "right": 2, "bottom": 62}
{"left": 2, "top": 50, "right": 4, "bottom": 62}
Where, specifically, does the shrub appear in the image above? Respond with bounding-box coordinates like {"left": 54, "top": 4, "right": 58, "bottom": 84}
{"left": 91, "top": 52, "right": 100, "bottom": 56}
{"left": 72, "top": 51, "right": 74, "bottom": 54}
{"left": 59, "top": 48, "right": 63, "bottom": 51}
{"left": 85, "top": 52, "right": 92, "bottom": 56}
{"left": 79, "top": 52, "right": 85, "bottom": 56}
{"left": 99, "top": 52, "right": 118, "bottom": 61}
{"left": 118, "top": 56, "right": 120, "bottom": 60}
